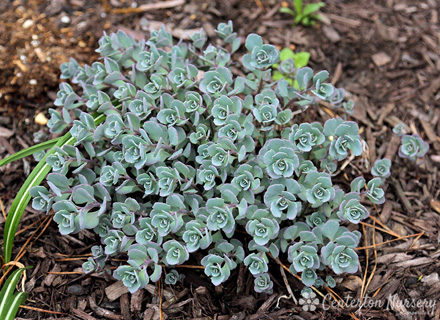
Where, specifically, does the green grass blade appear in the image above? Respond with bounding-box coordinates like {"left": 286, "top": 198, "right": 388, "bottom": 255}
{"left": 293, "top": 0, "right": 303, "bottom": 14}
{"left": 302, "top": 2, "right": 325, "bottom": 16}
{"left": 3, "top": 133, "right": 75, "bottom": 263}
{"left": 279, "top": 7, "right": 295, "bottom": 16}
{"left": 0, "top": 268, "right": 28, "bottom": 319}
{"left": 0, "top": 137, "right": 61, "bottom": 168}
{"left": 2, "top": 113, "right": 107, "bottom": 263}
{"left": 3, "top": 292, "right": 28, "bottom": 320}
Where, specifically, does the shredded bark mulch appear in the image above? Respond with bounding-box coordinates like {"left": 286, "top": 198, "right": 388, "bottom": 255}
{"left": 1, "top": 0, "right": 440, "bottom": 319}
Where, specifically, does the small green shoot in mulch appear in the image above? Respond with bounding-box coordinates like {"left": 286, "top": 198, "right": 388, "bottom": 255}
{"left": 280, "top": 0, "right": 325, "bottom": 27}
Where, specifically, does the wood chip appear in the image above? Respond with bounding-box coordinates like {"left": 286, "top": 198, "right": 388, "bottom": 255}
{"left": 12, "top": 60, "right": 28, "bottom": 72}
{"left": 105, "top": 281, "right": 129, "bottom": 302}
{"left": 331, "top": 62, "right": 343, "bottom": 85}
{"left": 384, "top": 134, "right": 401, "bottom": 161}
{"left": 395, "top": 257, "right": 433, "bottom": 268}
{"left": 166, "top": 298, "right": 193, "bottom": 312}
{"left": 143, "top": 304, "right": 168, "bottom": 320}
{"left": 145, "top": 283, "right": 173, "bottom": 300}
{"left": 391, "top": 178, "right": 414, "bottom": 216}
{"left": 22, "top": 19, "right": 34, "bottom": 29}
{"left": 130, "top": 289, "right": 144, "bottom": 313}
{"left": 72, "top": 308, "right": 97, "bottom": 320}
{"left": 374, "top": 19, "right": 399, "bottom": 42}
{"left": 341, "top": 275, "right": 362, "bottom": 291}
{"left": 372, "top": 52, "right": 392, "bottom": 67}
{"left": 387, "top": 294, "right": 412, "bottom": 320}
{"left": 366, "top": 126, "right": 376, "bottom": 165}
{"left": 325, "top": 13, "right": 361, "bottom": 27}
{"left": 143, "top": 307, "right": 157, "bottom": 320}
{"left": 430, "top": 199, "right": 440, "bottom": 214}
{"left": 43, "top": 264, "right": 61, "bottom": 286}
{"left": 137, "top": 0, "right": 185, "bottom": 11}
{"left": 89, "top": 293, "right": 123, "bottom": 319}
{"left": 377, "top": 253, "right": 413, "bottom": 265}
{"left": 256, "top": 293, "right": 278, "bottom": 313}
{"left": 420, "top": 120, "right": 440, "bottom": 150}
{"left": 0, "top": 136, "right": 15, "bottom": 154}
{"left": 120, "top": 293, "right": 131, "bottom": 320}
{"left": 34, "top": 47, "right": 47, "bottom": 62}
{"left": 420, "top": 77, "right": 440, "bottom": 102}
{"left": 78, "top": 298, "right": 88, "bottom": 311}
{"left": 202, "top": 22, "right": 216, "bottom": 38}
{"left": 381, "top": 201, "right": 393, "bottom": 223}
{"left": 377, "top": 103, "right": 395, "bottom": 126}
{"left": 421, "top": 272, "right": 439, "bottom": 285}
{"left": 431, "top": 155, "right": 440, "bottom": 163}
{"left": 391, "top": 212, "right": 437, "bottom": 234}
{"left": 0, "top": 126, "right": 14, "bottom": 138}
{"left": 322, "top": 25, "right": 340, "bottom": 43}
{"left": 163, "top": 288, "right": 189, "bottom": 309}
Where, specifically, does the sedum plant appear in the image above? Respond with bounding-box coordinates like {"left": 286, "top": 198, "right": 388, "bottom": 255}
{"left": 371, "top": 159, "right": 391, "bottom": 179}
{"left": 398, "top": 134, "right": 429, "bottom": 161}
{"left": 392, "top": 124, "right": 429, "bottom": 161}
{"left": 7, "top": 21, "right": 396, "bottom": 294}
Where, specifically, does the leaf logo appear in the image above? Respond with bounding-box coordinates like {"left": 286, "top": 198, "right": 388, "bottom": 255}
{"left": 299, "top": 290, "right": 319, "bottom": 311}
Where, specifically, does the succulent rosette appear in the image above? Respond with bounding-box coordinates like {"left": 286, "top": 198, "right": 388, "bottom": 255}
{"left": 254, "top": 273, "right": 273, "bottom": 293}
{"left": 288, "top": 242, "right": 320, "bottom": 273}
{"left": 398, "top": 134, "right": 429, "bottom": 161}
{"left": 365, "top": 178, "right": 386, "bottom": 205}
{"left": 264, "top": 180, "right": 302, "bottom": 220}
{"left": 163, "top": 240, "right": 189, "bottom": 265}
{"left": 245, "top": 208, "right": 280, "bottom": 246}
{"left": 150, "top": 202, "right": 184, "bottom": 237}
{"left": 337, "top": 192, "right": 369, "bottom": 224}
{"left": 289, "top": 122, "right": 325, "bottom": 152}
{"left": 231, "top": 163, "right": 263, "bottom": 204}
{"left": 199, "top": 67, "right": 233, "bottom": 97}
{"left": 324, "top": 118, "right": 363, "bottom": 161}
{"left": 242, "top": 34, "right": 280, "bottom": 70}
{"left": 244, "top": 253, "right": 269, "bottom": 275}
{"left": 113, "top": 265, "right": 149, "bottom": 293}
{"left": 371, "top": 158, "right": 392, "bottom": 178}
{"left": 201, "top": 254, "right": 232, "bottom": 286}
{"left": 165, "top": 269, "right": 182, "bottom": 285}
{"left": 206, "top": 198, "right": 236, "bottom": 235}
{"left": 299, "top": 171, "right": 336, "bottom": 208}
{"left": 321, "top": 242, "right": 359, "bottom": 274}
{"left": 259, "top": 139, "right": 299, "bottom": 179}
{"left": 211, "top": 95, "right": 242, "bottom": 126}
{"left": 182, "top": 220, "right": 212, "bottom": 253}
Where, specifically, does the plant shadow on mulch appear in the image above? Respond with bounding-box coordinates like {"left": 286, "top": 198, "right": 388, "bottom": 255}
{"left": 1, "top": 0, "right": 440, "bottom": 319}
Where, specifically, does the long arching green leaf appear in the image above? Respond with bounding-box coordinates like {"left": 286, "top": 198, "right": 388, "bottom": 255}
{"left": 3, "top": 133, "right": 74, "bottom": 263}
{"left": 3, "top": 113, "right": 106, "bottom": 263}
{"left": 0, "top": 268, "right": 29, "bottom": 320}
{"left": 0, "top": 137, "right": 61, "bottom": 167}
{"left": 3, "top": 292, "right": 28, "bottom": 320}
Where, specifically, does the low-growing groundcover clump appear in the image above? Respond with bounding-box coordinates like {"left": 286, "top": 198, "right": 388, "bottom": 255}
{"left": 28, "top": 22, "right": 396, "bottom": 294}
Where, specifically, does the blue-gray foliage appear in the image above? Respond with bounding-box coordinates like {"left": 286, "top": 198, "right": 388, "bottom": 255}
{"left": 398, "top": 134, "right": 429, "bottom": 161}
{"left": 30, "top": 21, "right": 392, "bottom": 294}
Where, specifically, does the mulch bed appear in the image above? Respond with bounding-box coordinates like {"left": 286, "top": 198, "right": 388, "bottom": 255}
{"left": 1, "top": 0, "right": 440, "bottom": 319}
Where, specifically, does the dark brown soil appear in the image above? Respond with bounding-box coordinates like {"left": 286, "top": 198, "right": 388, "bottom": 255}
{"left": 1, "top": 0, "right": 440, "bottom": 319}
